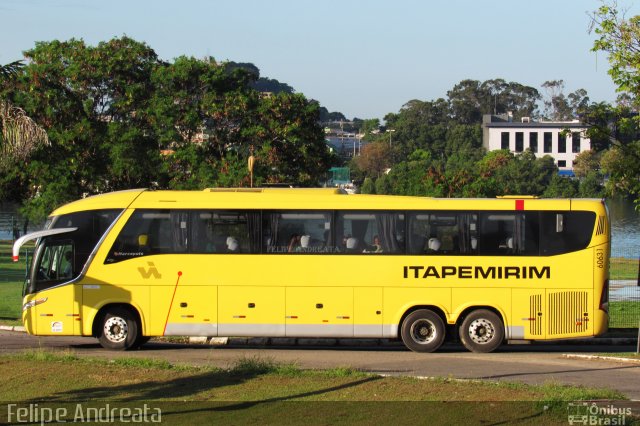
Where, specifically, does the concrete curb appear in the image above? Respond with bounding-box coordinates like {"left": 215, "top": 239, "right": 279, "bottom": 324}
{"left": 0, "top": 325, "right": 25, "bottom": 332}
{"left": 538, "top": 337, "right": 639, "bottom": 346}
{"left": 188, "top": 336, "right": 403, "bottom": 347}
{"left": 187, "top": 336, "right": 636, "bottom": 347}
{"left": 563, "top": 354, "right": 640, "bottom": 363}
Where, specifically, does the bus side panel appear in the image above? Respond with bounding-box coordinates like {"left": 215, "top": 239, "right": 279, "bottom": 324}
{"left": 218, "top": 286, "right": 284, "bottom": 337}
{"left": 21, "top": 294, "right": 37, "bottom": 335}
{"left": 592, "top": 244, "right": 609, "bottom": 336}
{"left": 286, "top": 287, "right": 353, "bottom": 337}
{"left": 451, "top": 287, "right": 510, "bottom": 327}
{"left": 161, "top": 285, "right": 217, "bottom": 336}
{"left": 542, "top": 248, "right": 598, "bottom": 339}
{"left": 29, "top": 284, "right": 81, "bottom": 336}
{"left": 511, "top": 289, "right": 546, "bottom": 339}
{"left": 383, "top": 288, "right": 451, "bottom": 338}
{"left": 82, "top": 284, "right": 149, "bottom": 336}
{"left": 354, "top": 287, "right": 383, "bottom": 337}
{"left": 148, "top": 285, "right": 173, "bottom": 336}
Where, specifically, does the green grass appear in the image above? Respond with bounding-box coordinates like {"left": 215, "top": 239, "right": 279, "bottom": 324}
{"left": 610, "top": 301, "right": 640, "bottom": 328}
{"left": 0, "top": 350, "right": 633, "bottom": 425}
{"left": 611, "top": 257, "right": 639, "bottom": 280}
{"left": 0, "top": 240, "right": 29, "bottom": 320}
{"left": 595, "top": 353, "right": 640, "bottom": 359}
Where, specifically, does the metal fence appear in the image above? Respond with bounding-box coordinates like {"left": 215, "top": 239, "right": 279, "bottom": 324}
{"left": 610, "top": 249, "right": 640, "bottom": 329}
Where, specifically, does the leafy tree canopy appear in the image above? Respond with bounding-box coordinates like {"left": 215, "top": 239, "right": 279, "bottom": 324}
{"left": 1, "top": 37, "right": 333, "bottom": 220}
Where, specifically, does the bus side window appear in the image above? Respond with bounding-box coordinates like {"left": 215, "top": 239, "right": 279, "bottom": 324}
{"left": 407, "top": 213, "right": 430, "bottom": 254}
{"left": 458, "top": 213, "right": 478, "bottom": 254}
{"left": 479, "top": 212, "right": 539, "bottom": 256}
{"left": 336, "top": 212, "right": 404, "bottom": 254}
{"left": 479, "top": 213, "right": 514, "bottom": 255}
{"left": 540, "top": 211, "right": 595, "bottom": 255}
{"left": 263, "top": 211, "right": 333, "bottom": 254}
{"left": 106, "top": 210, "right": 172, "bottom": 262}
{"left": 408, "top": 212, "right": 475, "bottom": 255}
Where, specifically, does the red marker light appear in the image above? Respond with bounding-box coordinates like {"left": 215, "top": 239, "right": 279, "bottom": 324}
{"left": 515, "top": 199, "right": 524, "bottom": 210}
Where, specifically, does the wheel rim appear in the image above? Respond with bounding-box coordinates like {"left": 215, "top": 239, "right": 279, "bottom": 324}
{"left": 467, "top": 318, "right": 495, "bottom": 344}
{"left": 410, "top": 319, "right": 438, "bottom": 345}
{"left": 104, "top": 316, "right": 128, "bottom": 343}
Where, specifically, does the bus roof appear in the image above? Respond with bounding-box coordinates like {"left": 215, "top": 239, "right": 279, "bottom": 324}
{"left": 50, "top": 188, "right": 607, "bottom": 216}
{"left": 51, "top": 189, "right": 146, "bottom": 216}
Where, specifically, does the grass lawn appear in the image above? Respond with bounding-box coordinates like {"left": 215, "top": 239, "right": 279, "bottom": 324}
{"left": 611, "top": 257, "right": 639, "bottom": 280}
{"left": 0, "top": 240, "right": 29, "bottom": 321}
{"left": 609, "top": 301, "right": 640, "bottom": 329}
{"left": 0, "top": 350, "right": 632, "bottom": 425}
{"left": 595, "top": 353, "right": 640, "bottom": 360}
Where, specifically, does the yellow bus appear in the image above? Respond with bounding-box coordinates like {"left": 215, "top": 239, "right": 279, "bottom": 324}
{"left": 12, "top": 188, "right": 610, "bottom": 353}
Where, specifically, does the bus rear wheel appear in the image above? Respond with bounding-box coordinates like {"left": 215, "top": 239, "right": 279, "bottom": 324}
{"left": 98, "top": 307, "right": 140, "bottom": 351}
{"left": 400, "top": 309, "right": 445, "bottom": 353}
{"left": 459, "top": 309, "right": 504, "bottom": 353}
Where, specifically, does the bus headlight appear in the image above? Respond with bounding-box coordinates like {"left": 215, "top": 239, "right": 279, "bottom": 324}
{"left": 22, "top": 298, "right": 47, "bottom": 312}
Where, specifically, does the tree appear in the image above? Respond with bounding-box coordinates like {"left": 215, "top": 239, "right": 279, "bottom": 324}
{"left": 589, "top": 2, "right": 640, "bottom": 202}
{"left": 2, "top": 37, "right": 335, "bottom": 220}
{"left": 541, "top": 80, "right": 589, "bottom": 120}
{"left": 250, "top": 93, "right": 333, "bottom": 186}
{"left": 468, "top": 150, "right": 514, "bottom": 197}
{"left": 579, "top": 171, "right": 605, "bottom": 198}
{"left": 383, "top": 98, "right": 450, "bottom": 161}
{"left": 447, "top": 78, "right": 540, "bottom": 123}
{"left": 319, "top": 107, "right": 346, "bottom": 122}
{"left": 0, "top": 61, "right": 49, "bottom": 169}
{"left": 6, "top": 37, "right": 164, "bottom": 218}
{"left": 0, "top": 60, "right": 50, "bottom": 220}
{"left": 375, "top": 174, "right": 392, "bottom": 195}
{"left": 358, "top": 118, "right": 380, "bottom": 136}
{"left": 360, "top": 177, "right": 375, "bottom": 194}
{"left": 352, "top": 141, "right": 391, "bottom": 179}
{"left": 467, "top": 150, "right": 556, "bottom": 197}
{"left": 386, "top": 149, "right": 434, "bottom": 196}
{"left": 543, "top": 174, "right": 579, "bottom": 198}
{"left": 600, "top": 141, "right": 640, "bottom": 196}
{"left": 572, "top": 150, "right": 601, "bottom": 178}
{"left": 591, "top": 2, "right": 640, "bottom": 98}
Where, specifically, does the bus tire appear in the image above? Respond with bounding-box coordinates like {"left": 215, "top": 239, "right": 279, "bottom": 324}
{"left": 459, "top": 309, "right": 504, "bottom": 353}
{"left": 98, "top": 307, "right": 140, "bottom": 351}
{"left": 400, "top": 309, "right": 445, "bottom": 353}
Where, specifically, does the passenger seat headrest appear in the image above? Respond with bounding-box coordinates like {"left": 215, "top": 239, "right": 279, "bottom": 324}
{"left": 346, "top": 237, "right": 358, "bottom": 249}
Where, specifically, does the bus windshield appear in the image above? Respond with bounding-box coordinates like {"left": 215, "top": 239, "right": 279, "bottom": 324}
{"left": 27, "top": 209, "right": 121, "bottom": 294}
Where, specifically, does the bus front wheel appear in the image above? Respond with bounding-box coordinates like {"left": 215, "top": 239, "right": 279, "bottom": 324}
{"left": 400, "top": 309, "right": 445, "bottom": 353}
{"left": 459, "top": 309, "right": 504, "bottom": 353}
{"left": 98, "top": 307, "right": 140, "bottom": 351}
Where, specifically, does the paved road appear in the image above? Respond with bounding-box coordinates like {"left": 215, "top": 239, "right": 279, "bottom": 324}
{"left": 2, "top": 330, "right": 639, "bottom": 400}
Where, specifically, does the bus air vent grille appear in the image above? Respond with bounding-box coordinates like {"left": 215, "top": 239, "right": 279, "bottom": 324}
{"left": 529, "top": 294, "right": 543, "bottom": 336}
{"left": 595, "top": 216, "right": 606, "bottom": 236}
{"left": 548, "top": 291, "right": 588, "bottom": 336}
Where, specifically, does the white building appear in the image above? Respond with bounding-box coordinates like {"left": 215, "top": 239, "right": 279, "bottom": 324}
{"left": 482, "top": 114, "right": 591, "bottom": 174}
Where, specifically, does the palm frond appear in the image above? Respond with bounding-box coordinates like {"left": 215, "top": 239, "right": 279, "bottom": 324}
{"left": 0, "top": 60, "right": 25, "bottom": 81}
{"left": 0, "top": 100, "right": 49, "bottom": 166}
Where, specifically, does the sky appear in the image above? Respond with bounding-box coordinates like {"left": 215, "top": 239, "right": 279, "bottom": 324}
{"left": 0, "top": 0, "right": 637, "bottom": 120}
